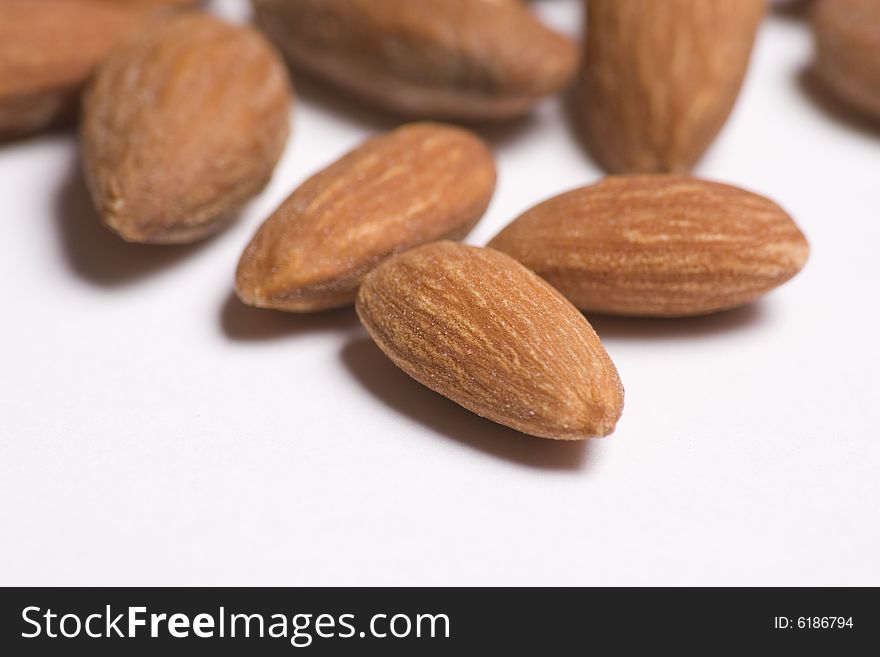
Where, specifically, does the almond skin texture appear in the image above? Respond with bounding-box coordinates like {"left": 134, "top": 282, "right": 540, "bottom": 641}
{"left": 106, "top": 0, "right": 200, "bottom": 7}
{"left": 251, "top": 0, "right": 578, "bottom": 121}
{"left": 0, "top": 0, "right": 141, "bottom": 139}
{"left": 236, "top": 123, "right": 496, "bottom": 312}
{"left": 81, "top": 13, "right": 292, "bottom": 244}
{"left": 577, "top": 0, "right": 765, "bottom": 173}
{"left": 356, "top": 242, "right": 624, "bottom": 440}
{"left": 489, "top": 176, "right": 810, "bottom": 317}
{"left": 813, "top": 0, "right": 880, "bottom": 118}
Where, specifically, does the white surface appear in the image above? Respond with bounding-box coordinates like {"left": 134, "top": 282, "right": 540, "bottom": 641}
{"left": 1, "top": 1, "right": 879, "bottom": 586}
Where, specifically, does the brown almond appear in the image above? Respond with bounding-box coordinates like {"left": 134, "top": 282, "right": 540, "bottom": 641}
{"left": 106, "top": 0, "right": 200, "bottom": 7}
{"left": 81, "top": 12, "right": 292, "bottom": 244}
{"left": 813, "top": 0, "right": 880, "bottom": 118}
{"left": 356, "top": 241, "right": 624, "bottom": 440}
{"left": 251, "top": 0, "right": 578, "bottom": 121}
{"left": 576, "top": 0, "right": 765, "bottom": 173}
{"left": 236, "top": 122, "right": 496, "bottom": 313}
{"left": 0, "top": 0, "right": 141, "bottom": 140}
{"left": 489, "top": 176, "right": 810, "bottom": 317}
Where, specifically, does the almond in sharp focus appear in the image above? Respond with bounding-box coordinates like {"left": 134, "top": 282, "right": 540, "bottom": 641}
{"left": 236, "top": 122, "right": 496, "bottom": 312}
{"left": 251, "top": 0, "right": 578, "bottom": 121}
{"left": 813, "top": 0, "right": 880, "bottom": 119}
{"left": 356, "top": 241, "right": 624, "bottom": 440}
{"left": 0, "top": 0, "right": 141, "bottom": 140}
{"left": 576, "top": 0, "right": 765, "bottom": 173}
{"left": 81, "top": 12, "right": 292, "bottom": 244}
{"left": 489, "top": 176, "right": 810, "bottom": 317}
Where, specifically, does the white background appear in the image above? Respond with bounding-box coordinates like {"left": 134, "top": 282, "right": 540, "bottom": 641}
{"left": 1, "top": 1, "right": 878, "bottom": 586}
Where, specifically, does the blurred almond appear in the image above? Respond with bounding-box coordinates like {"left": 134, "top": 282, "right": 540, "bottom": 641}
{"left": 813, "top": 0, "right": 880, "bottom": 118}
{"left": 576, "top": 0, "right": 765, "bottom": 173}
{"left": 236, "top": 122, "right": 496, "bottom": 312}
{"left": 251, "top": 0, "right": 578, "bottom": 121}
{"left": 81, "top": 12, "right": 292, "bottom": 244}
{"left": 0, "top": 0, "right": 140, "bottom": 139}
{"left": 356, "top": 241, "right": 624, "bottom": 440}
{"left": 489, "top": 176, "right": 810, "bottom": 317}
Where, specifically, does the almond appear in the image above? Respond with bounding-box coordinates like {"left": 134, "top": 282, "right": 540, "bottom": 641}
{"left": 0, "top": 0, "right": 141, "bottom": 139}
{"left": 489, "top": 176, "right": 810, "bottom": 317}
{"left": 576, "top": 0, "right": 765, "bottom": 173}
{"left": 107, "top": 0, "right": 199, "bottom": 7}
{"left": 236, "top": 123, "right": 496, "bottom": 312}
{"left": 813, "top": 0, "right": 880, "bottom": 118}
{"left": 251, "top": 0, "right": 578, "bottom": 121}
{"left": 356, "top": 241, "right": 624, "bottom": 440}
{"left": 81, "top": 12, "right": 292, "bottom": 244}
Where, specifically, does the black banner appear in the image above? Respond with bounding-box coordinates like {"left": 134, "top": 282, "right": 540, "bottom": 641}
{"left": 0, "top": 587, "right": 876, "bottom": 653}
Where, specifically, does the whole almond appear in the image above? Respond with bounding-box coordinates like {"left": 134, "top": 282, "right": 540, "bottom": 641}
{"left": 236, "top": 123, "right": 496, "bottom": 312}
{"left": 0, "top": 0, "right": 140, "bottom": 140}
{"left": 489, "top": 176, "right": 810, "bottom": 317}
{"left": 576, "top": 0, "right": 765, "bottom": 173}
{"left": 251, "top": 0, "right": 578, "bottom": 121}
{"left": 356, "top": 241, "right": 624, "bottom": 440}
{"left": 813, "top": 0, "right": 880, "bottom": 118}
{"left": 82, "top": 13, "right": 292, "bottom": 244}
